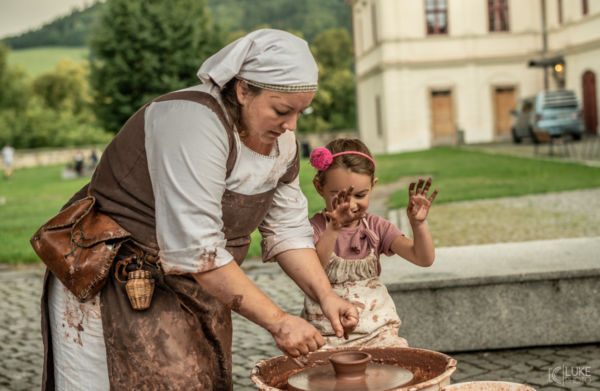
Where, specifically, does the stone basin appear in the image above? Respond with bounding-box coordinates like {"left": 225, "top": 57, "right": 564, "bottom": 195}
{"left": 251, "top": 347, "right": 457, "bottom": 391}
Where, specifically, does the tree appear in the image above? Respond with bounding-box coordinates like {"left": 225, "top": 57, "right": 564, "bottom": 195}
{"left": 0, "top": 44, "right": 111, "bottom": 148}
{"left": 2, "top": 3, "right": 103, "bottom": 49}
{"left": 0, "top": 43, "right": 31, "bottom": 146}
{"left": 206, "top": 0, "right": 351, "bottom": 43}
{"left": 311, "top": 28, "right": 354, "bottom": 71}
{"left": 0, "top": 43, "right": 30, "bottom": 113}
{"left": 32, "top": 60, "right": 90, "bottom": 114}
{"left": 298, "top": 28, "right": 357, "bottom": 133}
{"left": 90, "top": 0, "right": 220, "bottom": 132}
{"left": 2, "top": 0, "right": 352, "bottom": 51}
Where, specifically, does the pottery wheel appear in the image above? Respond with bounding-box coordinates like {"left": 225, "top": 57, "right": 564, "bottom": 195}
{"left": 287, "top": 363, "right": 413, "bottom": 391}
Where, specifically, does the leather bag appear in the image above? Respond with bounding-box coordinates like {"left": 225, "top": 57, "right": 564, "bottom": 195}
{"left": 30, "top": 196, "right": 131, "bottom": 301}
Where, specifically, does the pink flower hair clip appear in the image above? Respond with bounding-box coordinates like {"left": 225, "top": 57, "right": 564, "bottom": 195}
{"left": 309, "top": 147, "right": 376, "bottom": 171}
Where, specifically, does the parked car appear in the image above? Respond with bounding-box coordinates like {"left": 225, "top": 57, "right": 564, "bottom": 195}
{"left": 511, "top": 90, "right": 584, "bottom": 143}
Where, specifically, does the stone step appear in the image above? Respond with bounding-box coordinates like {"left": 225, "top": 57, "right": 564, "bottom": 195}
{"left": 380, "top": 236, "right": 600, "bottom": 352}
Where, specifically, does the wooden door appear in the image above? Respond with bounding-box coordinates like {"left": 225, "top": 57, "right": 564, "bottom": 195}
{"left": 582, "top": 71, "right": 598, "bottom": 134}
{"left": 430, "top": 90, "right": 455, "bottom": 144}
{"left": 493, "top": 86, "right": 516, "bottom": 138}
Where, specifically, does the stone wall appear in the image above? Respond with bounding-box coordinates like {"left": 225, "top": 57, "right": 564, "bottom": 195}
{"left": 1, "top": 131, "right": 360, "bottom": 170}
{"left": 381, "top": 237, "right": 600, "bottom": 352}
{"left": 1, "top": 146, "right": 103, "bottom": 170}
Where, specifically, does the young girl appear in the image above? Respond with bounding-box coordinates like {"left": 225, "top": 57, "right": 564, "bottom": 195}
{"left": 302, "top": 138, "right": 438, "bottom": 349}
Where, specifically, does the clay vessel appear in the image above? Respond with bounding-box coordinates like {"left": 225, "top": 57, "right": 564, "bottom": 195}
{"left": 328, "top": 351, "right": 371, "bottom": 380}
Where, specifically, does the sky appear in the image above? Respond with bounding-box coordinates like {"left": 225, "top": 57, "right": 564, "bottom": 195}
{"left": 0, "top": 0, "right": 95, "bottom": 39}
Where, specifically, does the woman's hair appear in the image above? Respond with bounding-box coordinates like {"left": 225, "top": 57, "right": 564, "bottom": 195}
{"left": 221, "top": 78, "right": 262, "bottom": 136}
{"left": 315, "top": 138, "right": 375, "bottom": 186}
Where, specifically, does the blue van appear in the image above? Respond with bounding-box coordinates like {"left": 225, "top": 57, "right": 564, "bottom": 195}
{"left": 511, "top": 90, "right": 584, "bottom": 143}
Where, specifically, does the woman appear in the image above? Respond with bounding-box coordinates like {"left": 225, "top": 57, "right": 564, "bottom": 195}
{"left": 41, "top": 29, "right": 358, "bottom": 390}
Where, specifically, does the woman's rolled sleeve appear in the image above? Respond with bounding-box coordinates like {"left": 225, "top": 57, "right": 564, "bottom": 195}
{"left": 160, "top": 245, "right": 233, "bottom": 275}
{"left": 145, "top": 99, "right": 235, "bottom": 275}
{"left": 259, "top": 176, "right": 315, "bottom": 262}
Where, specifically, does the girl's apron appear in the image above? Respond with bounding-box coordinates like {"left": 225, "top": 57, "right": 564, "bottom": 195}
{"left": 302, "top": 219, "right": 408, "bottom": 349}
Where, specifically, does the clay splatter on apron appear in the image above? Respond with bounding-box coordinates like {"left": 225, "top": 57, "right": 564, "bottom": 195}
{"left": 62, "top": 285, "right": 101, "bottom": 346}
{"left": 303, "top": 251, "right": 408, "bottom": 349}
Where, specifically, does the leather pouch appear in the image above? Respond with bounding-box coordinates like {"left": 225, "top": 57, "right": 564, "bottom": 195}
{"left": 30, "top": 196, "right": 131, "bottom": 301}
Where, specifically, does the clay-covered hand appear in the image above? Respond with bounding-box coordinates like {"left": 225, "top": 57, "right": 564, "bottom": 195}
{"left": 319, "top": 292, "right": 359, "bottom": 339}
{"left": 268, "top": 313, "right": 325, "bottom": 357}
{"left": 407, "top": 177, "right": 438, "bottom": 223}
{"left": 324, "top": 186, "right": 365, "bottom": 230}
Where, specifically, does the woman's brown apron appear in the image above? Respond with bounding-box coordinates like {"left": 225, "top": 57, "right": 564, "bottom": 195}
{"left": 40, "top": 91, "right": 299, "bottom": 390}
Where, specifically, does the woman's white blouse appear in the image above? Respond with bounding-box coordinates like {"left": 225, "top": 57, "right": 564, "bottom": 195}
{"left": 144, "top": 84, "right": 314, "bottom": 274}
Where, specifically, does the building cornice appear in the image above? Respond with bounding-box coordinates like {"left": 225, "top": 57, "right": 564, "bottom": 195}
{"left": 356, "top": 30, "right": 542, "bottom": 60}
{"left": 357, "top": 53, "right": 535, "bottom": 82}
{"left": 356, "top": 37, "right": 600, "bottom": 81}
{"left": 557, "top": 37, "right": 600, "bottom": 57}
{"left": 547, "top": 9, "right": 600, "bottom": 33}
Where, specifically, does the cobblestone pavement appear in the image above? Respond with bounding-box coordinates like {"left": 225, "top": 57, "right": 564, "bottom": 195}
{"left": 1, "top": 264, "right": 598, "bottom": 390}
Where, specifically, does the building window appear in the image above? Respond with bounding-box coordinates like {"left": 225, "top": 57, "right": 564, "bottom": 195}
{"left": 582, "top": 0, "right": 589, "bottom": 15}
{"left": 488, "top": 0, "right": 510, "bottom": 32}
{"left": 425, "top": 0, "right": 448, "bottom": 35}
{"left": 557, "top": 0, "right": 563, "bottom": 24}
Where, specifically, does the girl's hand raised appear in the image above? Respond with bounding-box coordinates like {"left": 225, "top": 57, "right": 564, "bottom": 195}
{"left": 324, "top": 186, "right": 365, "bottom": 230}
{"left": 407, "top": 177, "right": 438, "bottom": 223}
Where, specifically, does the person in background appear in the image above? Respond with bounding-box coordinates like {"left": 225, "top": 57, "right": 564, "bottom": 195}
{"left": 2, "top": 143, "right": 15, "bottom": 179}
{"left": 302, "top": 138, "right": 438, "bottom": 349}
{"left": 89, "top": 149, "right": 99, "bottom": 169}
{"left": 73, "top": 150, "right": 84, "bottom": 177}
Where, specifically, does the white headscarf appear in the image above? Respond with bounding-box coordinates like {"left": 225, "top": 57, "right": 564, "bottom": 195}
{"left": 197, "top": 29, "right": 318, "bottom": 92}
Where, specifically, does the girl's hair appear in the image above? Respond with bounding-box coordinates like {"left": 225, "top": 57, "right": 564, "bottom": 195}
{"left": 315, "top": 138, "right": 375, "bottom": 185}
{"left": 221, "top": 78, "right": 262, "bottom": 137}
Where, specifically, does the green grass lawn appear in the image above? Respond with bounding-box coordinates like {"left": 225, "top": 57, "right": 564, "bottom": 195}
{"left": 378, "top": 147, "right": 600, "bottom": 208}
{"left": 8, "top": 46, "right": 89, "bottom": 76}
{"left": 0, "top": 165, "right": 88, "bottom": 263}
{"left": 2, "top": 146, "right": 600, "bottom": 264}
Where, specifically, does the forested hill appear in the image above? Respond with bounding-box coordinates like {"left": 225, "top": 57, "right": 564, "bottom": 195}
{"left": 2, "top": 2, "right": 103, "bottom": 49}
{"left": 208, "top": 0, "right": 351, "bottom": 42}
{"left": 2, "top": 0, "right": 351, "bottom": 48}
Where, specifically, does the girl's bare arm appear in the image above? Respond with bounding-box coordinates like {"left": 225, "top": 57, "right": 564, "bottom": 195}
{"left": 391, "top": 177, "right": 438, "bottom": 267}
{"left": 314, "top": 224, "right": 339, "bottom": 268}
{"left": 391, "top": 222, "right": 435, "bottom": 267}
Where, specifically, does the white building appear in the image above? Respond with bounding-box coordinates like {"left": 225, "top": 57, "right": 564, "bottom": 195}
{"left": 350, "top": 0, "right": 600, "bottom": 152}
